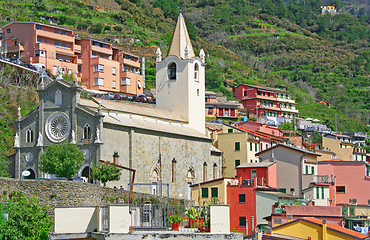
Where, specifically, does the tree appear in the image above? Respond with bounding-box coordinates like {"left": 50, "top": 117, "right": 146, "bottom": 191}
{"left": 0, "top": 191, "right": 52, "bottom": 240}
{"left": 40, "top": 143, "right": 84, "bottom": 179}
{"left": 92, "top": 163, "right": 121, "bottom": 186}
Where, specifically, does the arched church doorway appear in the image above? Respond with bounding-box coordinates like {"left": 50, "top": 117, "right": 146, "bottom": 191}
{"left": 81, "top": 166, "right": 93, "bottom": 183}
{"left": 26, "top": 168, "right": 36, "bottom": 179}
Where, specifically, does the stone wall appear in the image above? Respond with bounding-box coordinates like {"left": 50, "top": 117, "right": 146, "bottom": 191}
{"left": 0, "top": 178, "right": 193, "bottom": 212}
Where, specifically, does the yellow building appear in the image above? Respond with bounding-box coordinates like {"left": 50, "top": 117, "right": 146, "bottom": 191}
{"left": 271, "top": 217, "right": 369, "bottom": 240}
{"left": 190, "top": 178, "right": 238, "bottom": 205}
{"left": 216, "top": 128, "right": 260, "bottom": 177}
{"left": 322, "top": 134, "right": 354, "bottom": 160}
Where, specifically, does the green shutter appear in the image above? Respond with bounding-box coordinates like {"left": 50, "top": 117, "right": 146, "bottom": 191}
{"left": 306, "top": 165, "right": 309, "bottom": 174}
{"left": 255, "top": 143, "right": 258, "bottom": 152}
{"left": 235, "top": 160, "right": 240, "bottom": 167}
{"left": 250, "top": 142, "right": 252, "bottom": 151}
{"left": 311, "top": 166, "right": 315, "bottom": 175}
{"left": 235, "top": 142, "right": 240, "bottom": 151}
{"left": 316, "top": 187, "right": 320, "bottom": 199}
{"left": 211, "top": 188, "right": 218, "bottom": 198}
{"left": 202, "top": 188, "right": 208, "bottom": 198}
{"left": 321, "top": 187, "right": 325, "bottom": 199}
{"left": 228, "top": 129, "right": 233, "bottom": 133}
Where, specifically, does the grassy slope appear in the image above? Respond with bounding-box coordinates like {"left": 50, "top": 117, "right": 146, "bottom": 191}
{"left": 0, "top": 0, "right": 367, "bottom": 135}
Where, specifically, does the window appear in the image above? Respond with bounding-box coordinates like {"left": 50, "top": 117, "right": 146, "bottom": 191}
{"left": 278, "top": 188, "right": 286, "bottom": 193}
{"left": 36, "top": 24, "right": 42, "bottom": 30}
{"left": 366, "top": 165, "right": 370, "bottom": 177}
{"left": 255, "top": 143, "right": 258, "bottom": 152}
{"left": 112, "top": 67, "right": 116, "bottom": 75}
{"left": 44, "top": 39, "right": 47, "bottom": 44}
{"left": 112, "top": 81, "right": 116, "bottom": 89}
{"left": 57, "top": 55, "right": 63, "bottom": 61}
{"left": 94, "top": 78, "right": 104, "bottom": 86}
{"left": 55, "top": 41, "right": 59, "bottom": 47}
{"left": 83, "top": 124, "right": 91, "bottom": 140}
{"left": 316, "top": 187, "right": 320, "bottom": 199}
{"left": 121, "top": 77, "right": 131, "bottom": 85}
{"left": 235, "top": 160, "right": 240, "bottom": 167}
{"left": 228, "top": 129, "right": 233, "bottom": 133}
{"left": 65, "top": 56, "right": 70, "bottom": 62}
{"left": 54, "top": 29, "right": 59, "bottom": 34}
{"left": 100, "top": 54, "right": 104, "bottom": 58}
{"left": 51, "top": 52, "right": 54, "bottom": 59}
{"left": 321, "top": 187, "right": 325, "bottom": 199}
{"left": 94, "top": 64, "right": 104, "bottom": 73}
{"left": 203, "top": 162, "right": 207, "bottom": 182}
{"left": 336, "top": 186, "right": 346, "bottom": 193}
{"left": 92, "top": 52, "right": 97, "bottom": 58}
{"left": 172, "top": 158, "right": 176, "bottom": 183}
{"left": 55, "top": 90, "right": 62, "bottom": 106}
{"left": 26, "top": 129, "right": 34, "bottom": 143}
{"left": 37, "top": 37, "right": 42, "bottom": 43}
{"left": 250, "top": 142, "right": 253, "bottom": 151}
{"left": 239, "top": 194, "right": 246, "bottom": 203}
{"left": 211, "top": 188, "right": 218, "bottom": 198}
{"left": 239, "top": 217, "right": 246, "bottom": 227}
{"left": 311, "top": 166, "right": 315, "bottom": 175}
{"left": 61, "top": 42, "right": 66, "bottom": 49}
{"left": 197, "top": 89, "right": 199, "bottom": 96}
{"left": 6, "top": 29, "right": 10, "bottom": 33}
{"left": 201, "top": 188, "right": 208, "bottom": 198}
{"left": 268, "top": 92, "right": 270, "bottom": 97}
{"left": 263, "top": 92, "right": 265, "bottom": 96}
{"left": 251, "top": 169, "right": 257, "bottom": 180}
{"left": 168, "top": 62, "right": 177, "bottom": 80}
{"left": 235, "top": 142, "right": 240, "bottom": 151}
{"left": 194, "top": 63, "right": 199, "bottom": 81}
{"left": 61, "top": 30, "right": 66, "bottom": 35}
{"left": 53, "top": 66, "right": 58, "bottom": 74}
{"left": 68, "top": 69, "right": 72, "bottom": 75}
{"left": 257, "top": 90, "right": 261, "bottom": 95}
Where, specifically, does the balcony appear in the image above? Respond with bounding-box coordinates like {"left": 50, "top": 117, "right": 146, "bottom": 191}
{"left": 7, "top": 44, "right": 24, "bottom": 53}
{"left": 277, "top": 97, "right": 296, "bottom": 104}
{"left": 91, "top": 45, "right": 112, "bottom": 55}
{"left": 36, "top": 29, "right": 74, "bottom": 43}
{"left": 122, "top": 58, "right": 140, "bottom": 68}
{"left": 312, "top": 175, "right": 334, "bottom": 184}
{"left": 257, "top": 104, "right": 280, "bottom": 111}
{"left": 280, "top": 107, "right": 299, "bottom": 113}
{"left": 74, "top": 44, "right": 81, "bottom": 53}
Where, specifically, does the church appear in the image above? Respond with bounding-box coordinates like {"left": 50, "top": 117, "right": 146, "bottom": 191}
{"left": 11, "top": 13, "right": 222, "bottom": 199}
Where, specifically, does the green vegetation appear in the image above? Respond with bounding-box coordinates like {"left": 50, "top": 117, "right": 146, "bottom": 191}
{"left": 92, "top": 163, "right": 121, "bottom": 186}
{"left": 0, "top": 191, "right": 53, "bottom": 240}
{"left": 40, "top": 143, "right": 85, "bottom": 178}
{"left": 0, "top": 0, "right": 368, "bottom": 176}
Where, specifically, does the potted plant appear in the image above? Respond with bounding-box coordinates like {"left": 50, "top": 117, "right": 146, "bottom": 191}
{"left": 167, "top": 213, "right": 183, "bottom": 231}
{"left": 185, "top": 207, "right": 199, "bottom": 228}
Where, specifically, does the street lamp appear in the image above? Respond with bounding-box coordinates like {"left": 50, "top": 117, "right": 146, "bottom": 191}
{"left": 113, "top": 152, "right": 119, "bottom": 164}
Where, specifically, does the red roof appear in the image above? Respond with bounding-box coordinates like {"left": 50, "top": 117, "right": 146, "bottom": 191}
{"left": 239, "top": 127, "right": 285, "bottom": 142}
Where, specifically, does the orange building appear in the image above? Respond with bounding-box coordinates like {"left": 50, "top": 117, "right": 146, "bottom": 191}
{"left": 0, "top": 21, "right": 143, "bottom": 95}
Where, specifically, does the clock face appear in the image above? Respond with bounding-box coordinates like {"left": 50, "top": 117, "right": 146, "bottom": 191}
{"left": 45, "top": 112, "right": 71, "bottom": 143}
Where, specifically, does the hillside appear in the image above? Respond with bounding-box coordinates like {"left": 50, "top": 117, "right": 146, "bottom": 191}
{"left": 0, "top": 0, "right": 368, "bottom": 149}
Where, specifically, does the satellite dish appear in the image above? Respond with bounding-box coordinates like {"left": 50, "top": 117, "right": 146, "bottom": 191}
{"left": 22, "top": 170, "right": 30, "bottom": 177}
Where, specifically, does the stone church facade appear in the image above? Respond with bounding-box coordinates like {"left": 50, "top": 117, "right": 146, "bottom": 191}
{"left": 12, "top": 13, "right": 222, "bottom": 199}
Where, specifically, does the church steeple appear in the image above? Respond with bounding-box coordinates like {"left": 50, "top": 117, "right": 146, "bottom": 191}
{"left": 167, "top": 12, "right": 195, "bottom": 59}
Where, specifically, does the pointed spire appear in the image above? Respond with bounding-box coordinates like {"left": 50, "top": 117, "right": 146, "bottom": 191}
{"left": 156, "top": 47, "right": 162, "bottom": 62}
{"left": 167, "top": 12, "right": 195, "bottom": 59}
{"left": 199, "top": 49, "right": 205, "bottom": 63}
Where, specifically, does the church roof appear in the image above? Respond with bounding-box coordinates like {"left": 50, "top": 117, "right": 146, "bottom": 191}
{"left": 80, "top": 98, "right": 209, "bottom": 140}
{"left": 167, "top": 12, "right": 195, "bottom": 59}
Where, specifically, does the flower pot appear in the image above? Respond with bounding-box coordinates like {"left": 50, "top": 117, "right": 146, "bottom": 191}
{"left": 172, "top": 222, "right": 180, "bottom": 231}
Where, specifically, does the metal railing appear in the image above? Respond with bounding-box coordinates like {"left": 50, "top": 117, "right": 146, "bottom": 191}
{"left": 129, "top": 204, "right": 210, "bottom": 232}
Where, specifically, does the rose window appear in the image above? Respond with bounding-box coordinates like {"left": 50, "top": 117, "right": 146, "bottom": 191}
{"left": 45, "top": 112, "right": 71, "bottom": 143}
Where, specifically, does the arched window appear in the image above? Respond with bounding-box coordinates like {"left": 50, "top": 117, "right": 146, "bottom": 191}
{"left": 26, "top": 128, "right": 33, "bottom": 143}
{"left": 168, "top": 62, "right": 177, "bottom": 80}
{"left": 55, "top": 90, "right": 62, "bottom": 106}
{"left": 83, "top": 124, "right": 91, "bottom": 140}
{"left": 194, "top": 63, "right": 199, "bottom": 81}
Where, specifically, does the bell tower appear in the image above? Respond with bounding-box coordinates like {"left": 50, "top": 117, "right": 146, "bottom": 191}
{"left": 156, "top": 12, "right": 206, "bottom": 134}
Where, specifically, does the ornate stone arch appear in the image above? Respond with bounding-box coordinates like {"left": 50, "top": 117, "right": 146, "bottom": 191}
{"left": 150, "top": 164, "right": 160, "bottom": 182}
{"left": 194, "top": 62, "right": 199, "bottom": 81}
{"left": 186, "top": 166, "right": 195, "bottom": 183}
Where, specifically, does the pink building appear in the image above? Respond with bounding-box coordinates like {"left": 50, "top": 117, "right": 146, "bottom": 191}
{"left": 205, "top": 91, "right": 239, "bottom": 118}
{"left": 0, "top": 21, "right": 143, "bottom": 95}
{"left": 237, "top": 120, "right": 283, "bottom": 137}
{"left": 318, "top": 160, "right": 370, "bottom": 205}
{"left": 267, "top": 205, "right": 344, "bottom": 228}
{"left": 236, "top": 162, "right": 277, "bottom": 188}
{"left": 234, "top": 84, "right": 299, "bottom": 119}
